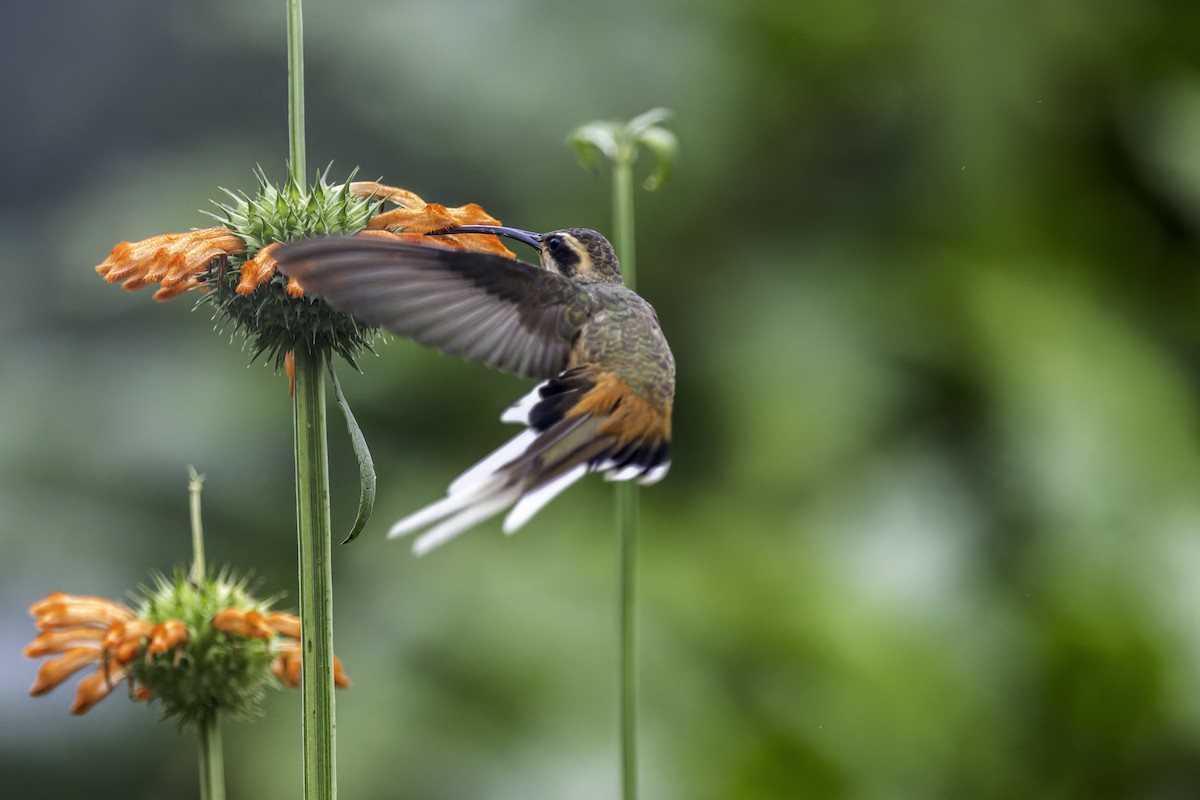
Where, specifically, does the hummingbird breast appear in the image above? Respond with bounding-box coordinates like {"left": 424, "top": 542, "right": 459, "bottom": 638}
{"left": 571, "top": 286, "right": 676, "bottom": 408}
{"left": 543, "top": 285, "right": 675, "bottom": 465}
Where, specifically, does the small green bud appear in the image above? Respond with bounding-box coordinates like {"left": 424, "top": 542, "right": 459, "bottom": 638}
{"left": 568, "top": 108, "right": 678, "bottom": 191}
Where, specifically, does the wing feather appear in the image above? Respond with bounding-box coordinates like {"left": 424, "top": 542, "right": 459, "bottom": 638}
{"left": 275, "top": 236, "right": 589, "bottom": 379}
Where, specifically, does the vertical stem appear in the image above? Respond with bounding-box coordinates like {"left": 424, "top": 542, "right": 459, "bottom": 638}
{"left": 612, "top": 156, "right": 637, "bottom": 288}
{"left": 615, "top": 482, "right": 639, "bottom": 800}
{"left": 187, "top": 468, "right": 225, "bottom": 800}
{"left": 198, "top": 715, "right": 226, "bottom": 800}
{"left": 612, "top": 153, "right": 640, "bottom": 800}
{"left": 286, "top": 0, "right": 306, "bottom": 183}
{"left": 287, "top": 2, "right": 335, "bottom": 797}
{"left": 293, "top": 346, "right": 337, "bottom": 800}
{"left": 188, "top": 466, "right": 206, "bottom": 581}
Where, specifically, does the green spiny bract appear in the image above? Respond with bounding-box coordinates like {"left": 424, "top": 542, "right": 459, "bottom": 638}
{"left": 125, "top": 569, "right": 276, "bottom": 727}
{"left": 203, "top": 166, "right": 382, "bottom": 369}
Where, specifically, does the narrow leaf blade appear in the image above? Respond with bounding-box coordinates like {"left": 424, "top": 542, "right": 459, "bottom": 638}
{"left": 329, "top": 364, "right": 376, "bottom": 544}
{"left": 638, "top": 126, "right": 679, "bottom": 191}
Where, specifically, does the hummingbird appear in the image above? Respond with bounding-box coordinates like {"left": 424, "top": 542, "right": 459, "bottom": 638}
{"left": 275, "top": 225, "right": 674, "bottom": 554}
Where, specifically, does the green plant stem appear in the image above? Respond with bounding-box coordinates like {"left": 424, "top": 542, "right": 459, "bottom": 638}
{"left": 198, "top": 714, "right": 226, "bottom": 800}
{"left": 187, "top": 468, "right": 225, "bottom": 800}
{"left": 615, "top": 480, "right": 639, "bottom": 800}
{"left": 293, "top": 346, "right": 337, "bottom": 800}
{"left": 287, "top": 0, "right": 305, "bottom": 182}
{"left": 287, "top": 2, "right": 336, "bottom": 797}
{"left": 612, "top": 154, "right": 640, "bottom": 800}
{"left": 188, "top": 466, "right": 206, "bottom": 581}
{"left": 613, "top": 159, "right": 637, "bottom": 288}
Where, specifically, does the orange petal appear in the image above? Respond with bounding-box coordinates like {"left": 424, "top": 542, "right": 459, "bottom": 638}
{"left": 271, "top": 649, "right": 302, "bottom": 688}
{"left": 212, "top": 608, "right": 250, "bottom": 637}
{"left": 115, "top": 639, "right": 143, "bottom": 665}
{"left": 212, "top": 607, "right": 273, "bottom": 639}
{"left": 354, "top": 188, "right": 516, "bottom": 259}
{"left": 30, "top": 592, "right": 133, "bottom": 619}
{"left": 285, "top": 656, "right": 301, "bottom": 687}
{"left": 132, "top": 685, "right": 154, "bottom": 703}
{"left": 348, "top": 181, "right": 426, "bottom": 208}
{"left": 96, "top": 228, "right": 246, "bottom": 301}
{"left": 103, "top": 619, "right": 154, "bottom": 652}
{"left": 29, "top": 592, "right": 72, "bottom": 616}
{"left": 265, "top": 611, "right": 301, "bottom": 640}
{"left": 368, "top": 204, "right": 460, "bottom": 234}
{"left": 70, "top": 666, "right": 126, "bottom": 715}
{"left": 244, "top": 610, "right": 274, "bottom": 639}
{"left": 29, "top": 648, "right": 101, "bottom": 696}
{"left": 35, "top": 597, "right": 135, "bottom": 630}
{"left": 153, "top": 277, "right": 203, "bottom": 301}
{"left": 274, "top": 638, "right": 301, "bottom": 656}
{"left": 147, "top": 619, "right": 189, "bottom": 654}
{"left": 447, "top": 202, "right": 506, "bottom": 227}
{"left": 333, "top": 656, "right": 351, "bottom": 688}
{"left": 285, "top": 350, "right": 296, "bottom": 397}
{"left": 439, "top": 233, "right": 519, "bottom": 258}
{"left": 351, "top": 227, "right": 515, "bottom": 259}
{"left": 236, "top": 242, "right": 282, "bottom": 295}
{"left": 269, "top": 640, "right": 349, "bottom": 688}
{"left": 351, "top": 229, "right": 406, "bottom": 242}
{"left": 24, "top": 627, "right": 105, "bottom": 658}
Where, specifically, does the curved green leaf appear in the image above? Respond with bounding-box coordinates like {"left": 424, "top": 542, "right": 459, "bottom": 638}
{"left": 568, "top": 122, "right": 620, "bottom": 174}
{"left": 638, "top": 126, "right": 679, "bottom": 191}
{"left": 626, "top": 107, "right": 672, "bottom": 138}
{"left": 328, "top": 364, "right": 376, "bottom": 544}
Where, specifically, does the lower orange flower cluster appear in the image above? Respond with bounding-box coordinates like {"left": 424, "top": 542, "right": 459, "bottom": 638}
{"left": 25, "top": 592, "right": 349, "bottom": 716}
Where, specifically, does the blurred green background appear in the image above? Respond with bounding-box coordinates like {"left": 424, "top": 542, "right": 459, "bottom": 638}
{"left": 5, "top": 0, "right": 1200, "bottom": 798}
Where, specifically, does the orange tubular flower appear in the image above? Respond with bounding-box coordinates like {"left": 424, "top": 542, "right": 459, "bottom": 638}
{"left": 95, "top": 228, "right": 247, "bottom": 301}
{"left": 29, "top": 647, "right": 106, "bottom": 697}
{"left": 24, "top": 593, "right": 173, "bottom": 714}
{"left": 211, "top": 607, "right": 275, "bottom": 640}
{"left": 72, "top": 667, "right": 130, "bottom": 715}
{"left": 351, "top": 181, "right": 517, "bottom": 257}
{"left": 235, "top": 241, "right": 289, "bottom": 297}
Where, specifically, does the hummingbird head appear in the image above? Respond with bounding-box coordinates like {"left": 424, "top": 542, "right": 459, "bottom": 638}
{"left": 432, "top": 226, "right": 624, "bottom": 285}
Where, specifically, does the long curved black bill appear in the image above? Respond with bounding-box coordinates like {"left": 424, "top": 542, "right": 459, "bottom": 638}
{"left": 430, "top": 225, "right": 544, "bottom": 252}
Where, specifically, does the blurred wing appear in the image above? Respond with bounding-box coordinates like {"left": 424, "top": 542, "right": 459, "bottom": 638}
{"left": 275, "top": 237, "right": 588, "bottom": 379}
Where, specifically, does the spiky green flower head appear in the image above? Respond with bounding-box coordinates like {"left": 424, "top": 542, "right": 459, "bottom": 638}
{"left": 203, "top": 166, "right": 381, "bottom": 369}
{"left": 126, "top": 569, "right": 276, "bottom": 727}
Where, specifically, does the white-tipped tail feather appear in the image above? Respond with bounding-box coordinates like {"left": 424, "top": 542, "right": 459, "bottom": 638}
{"left": 637, "top": 462, "right": 670, "bottom": 485}
{"left": 409, "top": 489, "right": 521, "bottom": 556}
{"left": 446, "top": 429, "right": 538, "bottom": 496}
{"left": 502, "top": 464, "right": 587, "bottom": 534}
{"left": 499, "top": 381, "right": 546, "bottom": 425}
{"left": 388, "top": 370, "right": 671, "bottom": 554}
{"left": 388, "top": 426, "right": 583, "bottom": 553}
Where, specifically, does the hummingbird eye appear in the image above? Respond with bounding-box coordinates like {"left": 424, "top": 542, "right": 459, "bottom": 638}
{"left": 544, "top": 234, "right": 580, "bottom": 276}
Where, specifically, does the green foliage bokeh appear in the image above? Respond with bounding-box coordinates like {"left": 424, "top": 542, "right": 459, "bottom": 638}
{"left": 4, "top": 1, "right": 1200, "bottom": 799}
